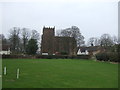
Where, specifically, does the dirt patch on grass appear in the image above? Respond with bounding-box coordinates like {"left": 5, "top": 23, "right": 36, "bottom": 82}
{"left": 110, "top": 62, "right": 118, "bottom": 64}
{"left": 96, "top": 60, "right": 118, "bottom": 64}
{"left": 5, "top": 79, "right": 15, "bottom": 82}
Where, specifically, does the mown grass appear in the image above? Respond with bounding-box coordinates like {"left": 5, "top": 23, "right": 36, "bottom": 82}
{"left": 2, "top": 59, "right": 118, "bottom": 88}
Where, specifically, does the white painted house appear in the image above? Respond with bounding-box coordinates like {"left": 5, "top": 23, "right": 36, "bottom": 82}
{"left": 0, "top": 44, "right": 11, "bottom": 55}
{"left": 77, "top": 46, "right": 103, "bottom": 56}
{"left": 77, "top": 48, "right": 89, "bottom": 55}
{"left": 0, "top": 49, "right": 11, "bottom": 55}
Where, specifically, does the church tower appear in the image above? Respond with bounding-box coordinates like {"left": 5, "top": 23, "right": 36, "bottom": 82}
{"left": 41, "top": 26, "right": 55, "bottom": 55}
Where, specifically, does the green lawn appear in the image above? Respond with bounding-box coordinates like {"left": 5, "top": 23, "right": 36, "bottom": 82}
{"left": 2, "top": 59, "right": 118, "bottom": 88}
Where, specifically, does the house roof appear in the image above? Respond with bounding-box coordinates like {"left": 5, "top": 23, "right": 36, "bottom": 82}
{"left": 77, "top": 46, "right": 103, "bottom": 52}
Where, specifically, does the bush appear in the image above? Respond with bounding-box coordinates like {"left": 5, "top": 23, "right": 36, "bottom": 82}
{"left": 60, "top": 52, "right": 68, "bottom": 55}
{"left": 2, "top": 54, "right": 91, "bottom": 59}
{"left": 36, "top": 55, "right": 68, "bottom": 59}
{"left": 36, "top": 55, "right": 91, "bottom": 59}
{"left": 95, "top": 52, "right": 119, "bottom": 62}
{"left": 108, "top": 52, "right": 119, "bottom": 62}
{"left": 95, "top": 52, "right": 109, "bottom": 61}
{"left": 2, "top": 54, "right": 34, "bottom": 59}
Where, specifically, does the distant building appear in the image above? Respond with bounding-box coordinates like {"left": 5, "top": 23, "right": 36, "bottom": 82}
{"left": 77, "top": 48, "right": 89, "bottom": 55}
{"left": 41, "top": 27, "right": 77, "bottom": 55}
{"left": 0, "top": 44, "right": 11, "bottom": 55}
{"left": 77, "top": 46, "right": 105, "bottom": 55}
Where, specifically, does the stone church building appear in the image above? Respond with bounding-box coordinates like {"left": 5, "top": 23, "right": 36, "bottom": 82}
{"left": 41, "top": 27, "right": 77, "bottom": 55}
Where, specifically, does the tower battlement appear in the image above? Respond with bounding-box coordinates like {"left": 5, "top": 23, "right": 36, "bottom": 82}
{"left": 43, "top": 26, "right": 55, "bottom": 30}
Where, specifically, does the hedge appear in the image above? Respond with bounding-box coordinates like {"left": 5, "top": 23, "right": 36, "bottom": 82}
{"left": 2, "top": 54, "right": 35, "bottom": 59}
{"left": 95, "top": 52, "right": 119, "bottom": 62}
{"left": 95, "top": 52, "right": 109, "bottom": 61}
{"left": 36, "top": 55, "right": 91, "bottom": 59}
{"left": 108, "top": 52, "right": 119, "bottom": 62}
{"left": 2, "top": 54, "right": 91, "bottom": 59}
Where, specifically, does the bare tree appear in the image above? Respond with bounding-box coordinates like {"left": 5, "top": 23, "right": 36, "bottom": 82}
{"left": 57, "top": 26, "right": 85, "bottom": 46}
{"left": 100, "top": 34, "right": 113, "bottom": 47}
{"left": 87, "top": 37, "right": 99, "bottom": 46}
{"left": 56, "top": 30, "right": 62, "bottom": 36}
{"left": 0, "top": 34, "right": 8, "bottom": 45}
{"left": 112, "top": 35, "right": 118, "bottom": 44}
{"left": 21, "top": 28, "right": 30, "bottom": 53}
{"left": 31, "top": 30, "right": 40, "bottom": 53}
{"left": 0, "top": 34, "right": 7, "bottom": 51}
{"left": 31, "top": 30, "right": 40, "bottom": 40}
{"left": 8, "top": 27, "right": 20, "bottom": 54}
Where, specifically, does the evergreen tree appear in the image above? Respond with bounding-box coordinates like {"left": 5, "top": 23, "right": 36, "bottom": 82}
{"left": 26, "top": 39, "right": 38, "bottom": 55}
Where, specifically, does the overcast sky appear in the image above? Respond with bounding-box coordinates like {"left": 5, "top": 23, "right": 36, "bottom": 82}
{"left": 0, "top": 0, "right": 118, "bottom": 43}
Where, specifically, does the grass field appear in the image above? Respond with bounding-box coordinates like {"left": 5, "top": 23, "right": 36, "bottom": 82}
{"left": 2, "top": 59, "right": 118, "bottom": 88}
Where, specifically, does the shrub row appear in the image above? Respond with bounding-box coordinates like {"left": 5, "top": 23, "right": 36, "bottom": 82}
{"left": 2, "top": 54, "right": 91, "bottom": 59}
{"left": 2, "top": 54, "right": 35, "bottom": 59}
{"left": 95, "top": 52, "right": 119, "bottom": 62}
{"left": 36, "top": 55, "right": 91, "bottom": 59}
